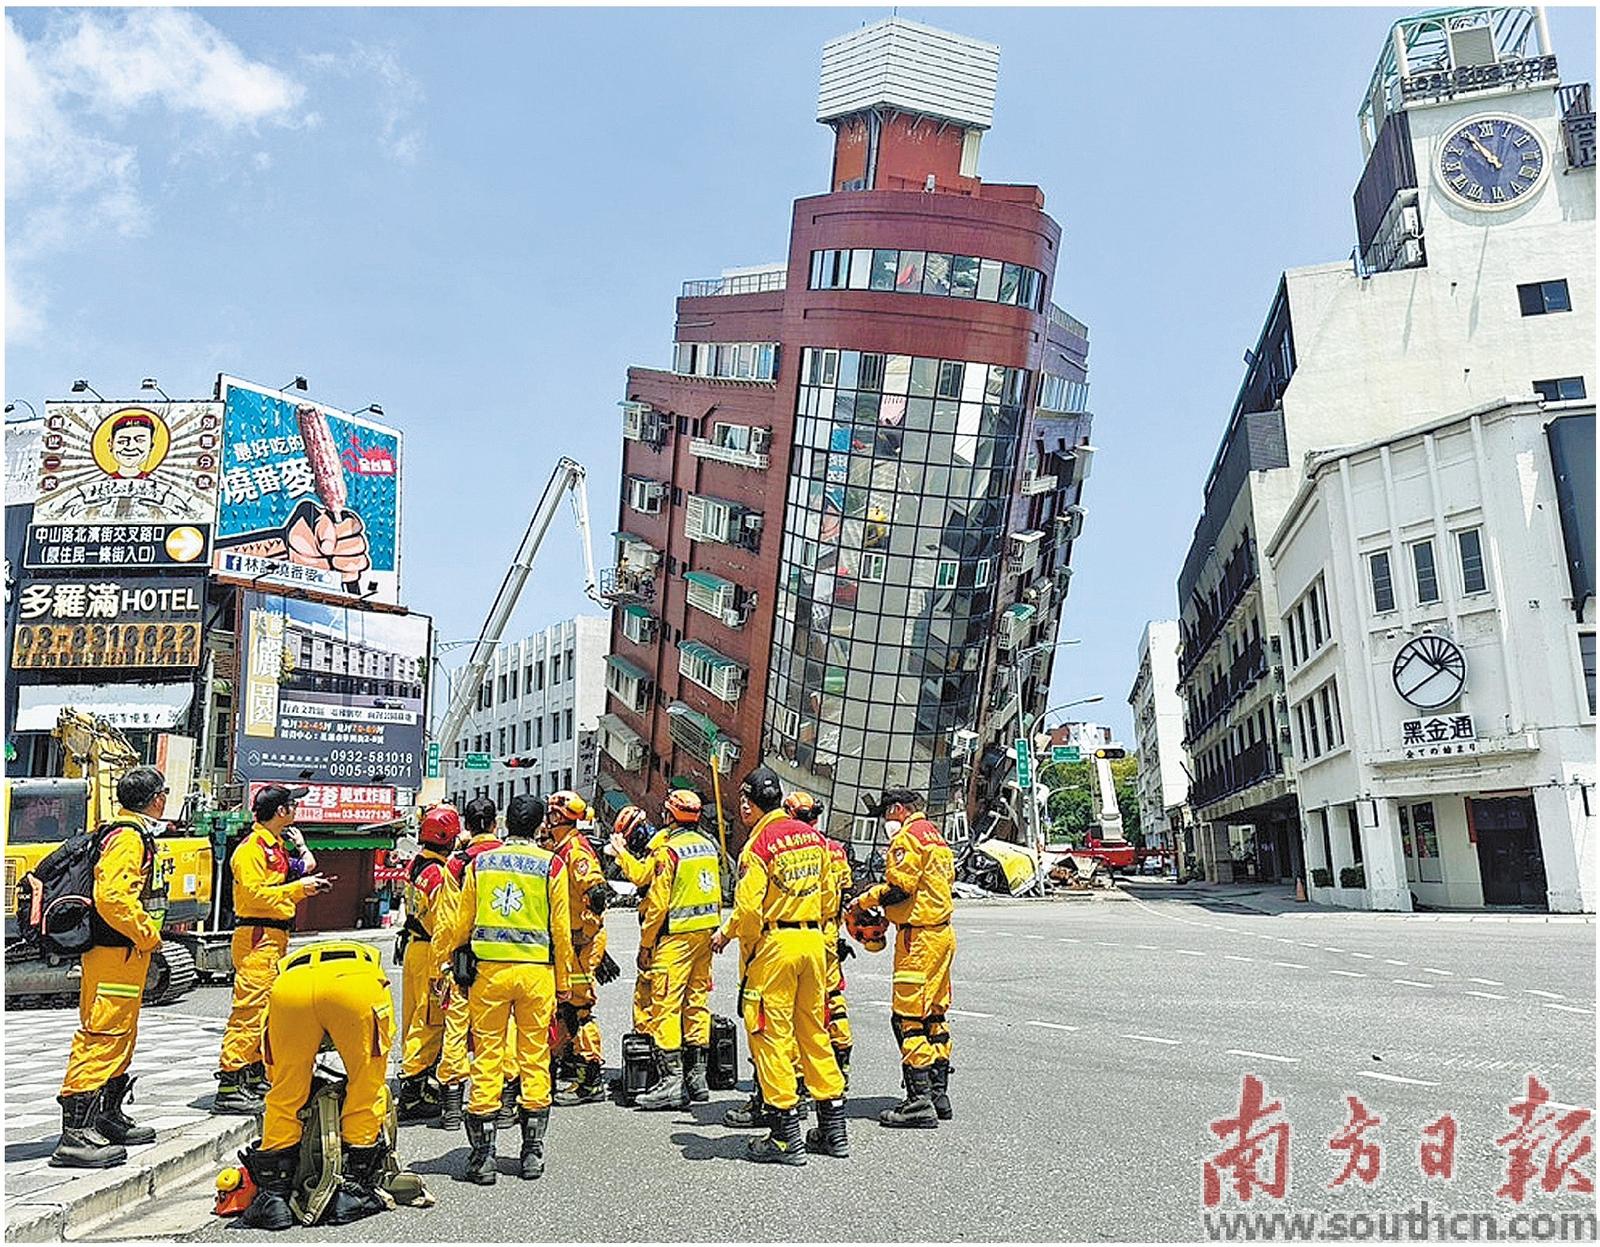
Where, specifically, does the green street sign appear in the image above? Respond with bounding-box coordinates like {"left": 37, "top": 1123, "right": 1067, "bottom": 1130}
{"left": 1015, "top": 737, "right": 1033, "bottom": 790}
{"left": 465, "top": 752, "right": 492, "bottom": 772}
{"left": 426, "top": 742, "right": 442, "bottom": 780}
{"left": 1052, "top": 745, "right": 1081, "bottom": 764}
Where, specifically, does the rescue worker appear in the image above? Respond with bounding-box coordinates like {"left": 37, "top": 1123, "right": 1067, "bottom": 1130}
{"left": 236, "top": 940, "right": 395, "bottom": 1230}
{"left": 439, "top": 794, "right": 573, "bottom": 1184}
{"left": 635, "top": 790, "right": 721, "bottom": 1111}
{"left": 606, "top": 805, "right": 669, "bottom": 1041}
{"left": 544, "top": 791, "right": 610, "bottom": 1106}
{"left": 394, "top": 804, "right": 461, "bottom": 1122}
{"left": 786, "top": 791, "right": 853, "bottom": 1089}
{"left": 710, "top": 767, "right": 848, "bottom": 1164}
{"left": 846, "top": 788, "right": 956, "bottom": 1128}
{"left": 215, "top": 785, "right": 333, "bottom": 1115}
{"left": 52, "top": 767, "right": 169, "bottom": 1169}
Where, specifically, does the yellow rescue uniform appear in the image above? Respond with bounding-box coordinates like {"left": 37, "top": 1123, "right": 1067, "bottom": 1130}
{"left": 398, "top": 848, "right": 452, "bottom": 1078}
{"left": 261, "top": 941, "right": 394, "bottom": 1151}
{"left": 221, "top": 824, "right": 312, "bottom": 1073}
{"left": 639, "top": 827, "right": 721, "bottom": 1052}
{"left": 820, "top": 836, "right": 853, "bottom": 1051}
{"left": 721, "top": 810, "right": 844, "bottom": 1110}
{"left": 551, "top": 827, "right": 607, "bottom": 1065}
{"left": 856, "top": 815, "right": 955, "bottom": 1070}
{"left": 439, "top": 839, "right": 573, "bottom": 1116}
{"left": 60, "top": 816, "right": 165, "bottom": 1096}
{"left": 615, "top": 830, "right": 667, "bottom": 1034}
{"left": 434, "top": 835, "right": 505, "bottom": 1087}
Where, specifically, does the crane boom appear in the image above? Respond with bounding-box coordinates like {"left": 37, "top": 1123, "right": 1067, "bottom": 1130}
{"left": 434, "top": 457, "right": 609, "bottom": 760}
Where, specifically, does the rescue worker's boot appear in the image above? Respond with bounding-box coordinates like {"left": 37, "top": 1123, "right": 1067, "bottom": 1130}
{"left": 683, "top": 1046, "right": 711, "bottom": 1104}
{"left": 237, "top": 1144, "right": 299, "bottom": 1230}
{"left": 834, "top": 1044, "right": 853, "bottom": 1092}
{"left": 805, "top": 1097, "right": 851, "bottom": 1158}
{"left": 722, "top": 1083, "right": 766, "bottom": 1128}
{"left": 243, "top": 1061, "right": 271, "bottom": 1099}
{"left": 552, "top": 1060, "right": 605, "bottom": 1107}
{"left": 95, "top": 1073, "right": 156, "bottom": 1146}
{"left": 325, "top": 1143, "right": 390, "bottom": 1225}
{"left": 211, "top": 1068, "right": 265, "bottom": 1117}
{"left": 437, "top": 1083, "right": 465, "bottom": 1131}
{"left": 637, "top": 1049, "right": 687, "bottom": 1111}
{"left": 463, "top": 1113, "right": 498, "bottom": 1186}
{"left": 518, "top": 1108, "right": 549, "bottom": 1180}
{"left": 747, "top": 1106, "right": 807, "bottom": 1166}
{"left": 396, "top": 1073, "right": 439, "bottom": 1123}
{"left": 795, "top": 1076, "right": 811, "bottom": 1121}
{"left": 495, "top": 1079, "right": 520, "bottom": 1129}
{"left": 878, "top": 1065, "right": 938, "bottom": 1129}
{"left": 49, "top": 1091, "right": 127, "bottom": 1169}
{"left": 930, "top": 1060, "right": 953, "bottom": 1121}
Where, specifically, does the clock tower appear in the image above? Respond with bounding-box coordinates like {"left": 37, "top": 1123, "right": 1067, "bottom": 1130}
{"left": 1352, "top": 5, "right": 1594, "bottom": 274}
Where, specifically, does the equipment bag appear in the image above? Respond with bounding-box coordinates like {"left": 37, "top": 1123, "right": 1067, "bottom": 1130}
{"left": 708, "top": 1014, "right": 739, "bottom": 1090}
{"left": 621, "top": 1032, "right": 656, "bottom": 1101}
{"left": 13, "top": 821, "right": 145, "bottom": 959}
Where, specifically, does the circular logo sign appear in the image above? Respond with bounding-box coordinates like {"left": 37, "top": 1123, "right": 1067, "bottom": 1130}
{"left": 1391, "top": 634, "right": 1467, "bottom": 710}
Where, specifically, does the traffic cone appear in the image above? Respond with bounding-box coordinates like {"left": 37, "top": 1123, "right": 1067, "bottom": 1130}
{"left": 1295, "top": 877, "right": 1308, "bottom": 903}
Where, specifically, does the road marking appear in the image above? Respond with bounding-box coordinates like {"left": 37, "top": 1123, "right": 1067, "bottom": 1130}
{"left": 1356, "top": 1071, "right": 1440, "bottom": 1087}
{"left": 1420, "top": 968, "right": 1455, "bottom": 977}
{"left": 1059, "top": 937, "right": 1081, "bottom": 944}
{"left": 1023, "top": 934, "right": 1045, "bottom": 941}
{"left": 1394, "top": 979, "right": 1434, "bottom": 988}
{"left": 1329, "top": 969, "right": 1366, "bottom": 978}
{"left": 1384, "top": 959, "right": 1409, "bottom": 966}
{"left": 1122, "top": 1033, "right": 1182, "bottom": 1046}
{"left": 1525, "top": 989, "right": 1565, "bottom": 1000}
{"left": 1297, "top": 941, "right": 1321, "bottom": 948}
{"left": 1544, "top": 1003, "right": 1591, "bottom": 1015}
{"left": 1468, "top": 977, "right": 1504, "bottom": 986}
{"left": 947, "top": 1008, "right": 994, "bottom": 1019}
{"left": 1224, "top": 955, "right": 1255, "bottom": 963}
{"left": 1175, "top": 948, "right": 1206, "bottom": 957}
{"left": 1024, "top": 1020, "right": 1080, "bottom": 1032}
{"left": 1135, "top": 944, "right": 1159, "bottom": 951}
{"left": 1272, "top": 961, "right": 1309, "bottom": 969}
{"left": 1324, "top": 946, "right": 1347, "bottom": 953}
{"left": 1349, "top": 952, "right": 1375, "bottom": 960}
{"left": 1094, "top": 941, "right": 1120, "bottom": 948}
{"left": 965, "top": 928, "right": 988, "bottom": 935}
{"left": 1227, "top": 1049, "right": 1300, "bottom": 1064}
{"left": 1465, "top": 990, "right": 1509, "bottom": 1000}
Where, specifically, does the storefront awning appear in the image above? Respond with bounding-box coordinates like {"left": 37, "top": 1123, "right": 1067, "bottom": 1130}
{"left": 15, "top": 683, "right": 194, "bottom": 732}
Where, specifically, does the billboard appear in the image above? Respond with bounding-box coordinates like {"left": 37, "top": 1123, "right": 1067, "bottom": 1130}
{"left": 11, "top": 573, "right": 205, "bottom": 670}
{"left": 29, "top": 401, "right": 221, "bottom": 570}
{"left": 215, "top": 377, "right": 402, "bottom": 604}
{"left": 235, "top": 590, "right": 429, "bottom": 788}
{"left": 246, "top": 782, "right": 396, "bottom": 827}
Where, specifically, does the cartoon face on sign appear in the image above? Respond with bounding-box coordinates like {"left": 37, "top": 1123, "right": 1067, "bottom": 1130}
{"left": 93, "top": 409, "right": 170, "bottom": 480}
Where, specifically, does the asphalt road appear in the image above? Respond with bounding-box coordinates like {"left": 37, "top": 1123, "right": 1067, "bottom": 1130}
{"left": 96, "top": 888, "right": 1595, "bottom": 1242}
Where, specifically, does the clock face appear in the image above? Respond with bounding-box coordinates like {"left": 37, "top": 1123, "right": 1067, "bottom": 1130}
{"left": 1437, "top": 114, "right": 1548, "bottom": 211}
{"left": 1392, "top": 635, "right": 1467, "bottom": 710}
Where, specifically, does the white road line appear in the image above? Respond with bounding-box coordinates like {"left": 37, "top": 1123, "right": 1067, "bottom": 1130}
{"left": 1349, "top": 952, "right": 1375, "bottom": 960}
{"left": 1272, "top": 961, "right": 1309, "bottom": 969}
{"left": 947, "top": 1008, "right": 994, "bottom": 1019}
{"left": 1468, "top": 977, "right": 1504, "bottom": 986}
{"left": 1023, "top": 934, "right": 1045, "bottom": 941}
{"left": 1122, "top": 1033, "right": 1183, "bottom": 1046}
{"left": 1544, "top": 1003, "right": 1591, "bottom": 1015}
{"left": 1094, "top": 941, "right": 1120, "bottom": 948}
{"left": 1059, "top": 937, "right": 1081, "bottom": 943}
{"left": 1227, "top": 1049, "right": 1300, "bottom": 1064}
{"left": 1329, "top": 969, "right": 1367, "bottom": 978}
{"left": 1175, "top": 949, "right": 1207, "bottom": 957}
{"left": 1324, "top": 946, "right": 1347, "bottom": 953}
{"left": 1297, "top": 941, "right": 1321, "bottom": 948}
{"left": 1135, "top": 944, "right": 1159, "bottom": 951}
{"left": 1526, "top": 989, "right": 1566, "bottom": 1000}
{"left": 965, "top": 928, "right": 988, "bottom": 935}
{"left": 1224, "top": 955, "right": 1255, "bottom": 963}
{"left": 1384, "top": 959, "right": 1409, "bottom": 966}
{"left": 1395, "top": 979, "right": 1434, "bottom": 988}
{"left": 1356, "top": 1071, "right": 1440, "bottom": 1087}
{"left": 1465, "top": 990, "right": 1509, "bottom": 1000}
{"left": 1420, "top": 968, "right": 1455, "bottom": 977}
{"left": 1024, "top": 1020, "right": 1081, "bottom": 1032}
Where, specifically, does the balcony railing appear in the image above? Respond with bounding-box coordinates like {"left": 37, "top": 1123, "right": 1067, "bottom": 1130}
{"left": 1020, "top": 471, "right": 1057, "bottom": 496}
{"left": 1179, "top": 540, "right": 1259, "bottom": 681}
{"left": 1182, "top": 639, "right": 1268, "bottom": 746}
{"left": 689, "top": 437, "right": 770, "bottom": 469}
{"left": 1561, "top": 83, "right": 1596, "bottom": 169}
{"left": 1190, "top": 738, "right": 1281, "bottom": 809}
{"left": 681, "top": 270, "right": 787, "bottom": 298}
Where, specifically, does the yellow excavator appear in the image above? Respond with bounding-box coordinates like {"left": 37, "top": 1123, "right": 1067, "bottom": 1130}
{"left": 4, "top": 709, "right": 215, "bottom": 1005}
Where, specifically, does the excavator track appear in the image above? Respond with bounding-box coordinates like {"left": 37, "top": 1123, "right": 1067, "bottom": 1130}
{"left": 144, "top": 939, "right": 198, "bottom": 1005}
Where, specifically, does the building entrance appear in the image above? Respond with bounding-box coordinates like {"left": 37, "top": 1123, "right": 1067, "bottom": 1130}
{"left": 1469, "top": 796, "right": 1548, "bottom": 908}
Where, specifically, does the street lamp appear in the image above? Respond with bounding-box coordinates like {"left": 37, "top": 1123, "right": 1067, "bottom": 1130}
{"left": 1008, "top": 639, "right": 1079, "bottom": 896}
{"left": 140, "top": 378, "right": 171, "bottom": 402}
{"left": 71, "top": 379, "right": 104, "bottom": 401}
{"left": 4, "top": 400, "right": 38, "bottom": 421}
{"left": 356, "top": 403, "right": 384, "bottom": 417}
{"left": 282, "top": 376, "right": 309, "bottom": 394}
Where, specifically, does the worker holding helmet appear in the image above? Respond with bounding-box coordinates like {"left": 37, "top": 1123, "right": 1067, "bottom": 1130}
{"left": 785, "top": 791, "right": 854, "bottom": 1089}
{"left": 544, "top": 791, "right": 611, "bottom": 1107}
{"left": 606, "top": 805, "right": 670, "bottom": 1037}
{"left": 394, "top": 804, "right": 461, "bottom": 1122}
{"left": 635, "top": 789, "right": 722, "bottom": 1110}
{"left": 846, "top": 787, "right": 956, "bottom": 1128}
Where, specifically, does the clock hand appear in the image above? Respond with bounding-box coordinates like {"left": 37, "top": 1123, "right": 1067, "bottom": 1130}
{"left": 1464, "top": 132, "right": 1503, "bottom": 169}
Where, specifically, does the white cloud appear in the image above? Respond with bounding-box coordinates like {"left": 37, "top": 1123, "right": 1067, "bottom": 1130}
{"left": 305, "top": 43, "right": 424, "bottom": 165}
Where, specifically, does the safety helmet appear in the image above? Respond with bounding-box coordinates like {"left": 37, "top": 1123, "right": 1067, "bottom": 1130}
{"left": 614, "top": 806, "right": 648, "bottom": 840}
{"left": 783, "top": 790, "right": 821, "bottom": 824}
{"left": 844, "top": 906, "right": 888, "bottom": 952}
{"left": 547, "top": 790, "right": 588, "bottom": 826}
{"left": 213, "top": 1164, "right": 255, "bottom": 1217}
{"left": 662, "top": 789, "right": 703, "bottom": 826}
{"left": 739, "top": 766, "right": 784, "bottom": 812}
{"left": 418, "top": 803, "right": 461, "bottom": 848}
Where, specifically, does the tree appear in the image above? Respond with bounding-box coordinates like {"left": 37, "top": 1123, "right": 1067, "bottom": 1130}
{"left": 1039, "top": 755, "right": 1144, "bottom": 844}
{"left": 1112, "top": 755, "right": 1143, "bottom": 845}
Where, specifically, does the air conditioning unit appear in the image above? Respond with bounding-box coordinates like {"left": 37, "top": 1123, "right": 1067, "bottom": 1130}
{"left": 952, "top": 728, "right": 979, "bottom": 759}
{"left": 742, "top": 513, "right": 764, "bottom": 531}
{"left": 711, "top": 738, "right": 741, "bottom": 774}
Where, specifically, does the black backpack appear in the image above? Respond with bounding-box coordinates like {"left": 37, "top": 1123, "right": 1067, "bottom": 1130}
{"left": 15, "top": 820, "right": 150, "bottom": 959}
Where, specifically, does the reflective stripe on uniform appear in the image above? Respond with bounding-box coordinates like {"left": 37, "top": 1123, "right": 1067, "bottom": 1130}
{"left": 97, "top": 981, "right": 142, "bottom": 999}
{"left": 471, "top": 844, "right": 556, "bottom": 963}
{"left": 665, "top": 831, "right": 721, "bottom": 933}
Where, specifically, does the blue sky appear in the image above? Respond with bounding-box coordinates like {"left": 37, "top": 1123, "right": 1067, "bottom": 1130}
{"left": 7, "top": 6, "right": 1595, "bottom": 741}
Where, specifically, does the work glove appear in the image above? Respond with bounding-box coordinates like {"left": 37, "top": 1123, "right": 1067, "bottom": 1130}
{"left": 392, "top": 930, "right": 409, "bottom": 966}
{"left": 595, "top": 951, "right": 621, "bottom": 986}
{"left": 585, "top": 883, "right": 611, "bottom": 916}
{"left": 837, "top": 936, "right": 855, "bottom": 963}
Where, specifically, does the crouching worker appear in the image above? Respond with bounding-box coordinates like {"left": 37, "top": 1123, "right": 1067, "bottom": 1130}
{"left": 235, "top": 940, "right": 414, "bottom": 1230}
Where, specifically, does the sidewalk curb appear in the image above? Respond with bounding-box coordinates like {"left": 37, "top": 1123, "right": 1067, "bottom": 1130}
{"left": 5, "top": 1117, "right": 256, "bottom": 1243}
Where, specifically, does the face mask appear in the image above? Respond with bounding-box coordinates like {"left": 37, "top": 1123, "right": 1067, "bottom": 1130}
{"left": 884, "top": 819, "right": 903, "bottom": 836}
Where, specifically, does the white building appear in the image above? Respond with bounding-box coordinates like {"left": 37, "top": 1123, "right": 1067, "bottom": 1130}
{"left": 447, "top": 615, "right": 609, "bottom": 811}
{"left": 1128, "top": 621, "right": 1191, "bottom": 856}
{"left": 1267, "top": 395, "right": 1593, "bottom": 912}
{"left": 1176, "top": 6, "right": 1593, "bottom": 888}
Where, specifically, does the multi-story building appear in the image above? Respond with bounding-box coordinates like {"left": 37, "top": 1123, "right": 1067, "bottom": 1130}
{"left": 598, "top": 17, "right": 1094, "bottom": 858}
{"left": 284, "top": 616, "right": 424, "bottom": 700}
{"left": 1268, "top": 395, "right": 1594, "bottom": 912}
{"left": 447, "top": 615, "right": 608, "bottom": 811}
{"left": 1128, "top": 620, "right": 1191, "bottom": 858}
{"left": 1176, "top": 4, "right": 1594, "bottom": 890}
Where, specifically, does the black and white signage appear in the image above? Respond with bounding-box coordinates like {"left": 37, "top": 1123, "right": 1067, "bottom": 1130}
{"left": 1401, "top": 713, "right": 1476, "bottom": 760}
{"left": 1391, "top": 634, "right": 1467, "bottom": 710}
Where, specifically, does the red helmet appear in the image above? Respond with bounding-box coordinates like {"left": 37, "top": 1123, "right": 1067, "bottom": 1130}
{"left": 783, "top": 791, "right": 821, "bottom": 824}
{"left": 418, "top": 804, "right": 462, "bottom": 848}
{"left": 662, "top": 789, "right": 703, "bottom": 825}
{"left": 614, "top": 806, "right": 648, "bottom": 839}
{"left": 844, "top": 906, "right": 888, "bottom": 952}
{"left": 546, "top": 790, "right": 588, "bottom": 825}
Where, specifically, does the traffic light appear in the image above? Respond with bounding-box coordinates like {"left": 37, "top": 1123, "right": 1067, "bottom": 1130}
{"left": 502, "top": 756, "right": 537, "bottom": 769}
{"left": 1094, "top": 747, "right": 1127, "bottom": 760}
